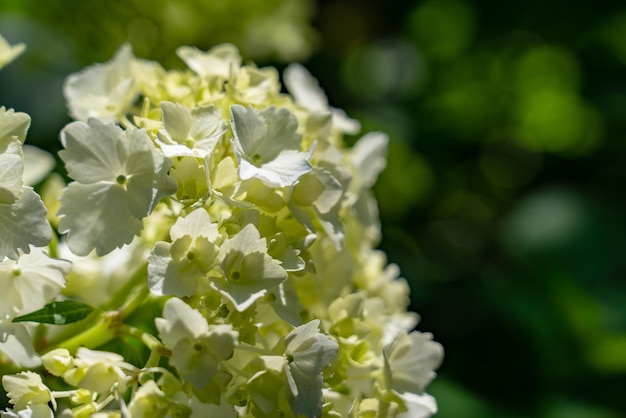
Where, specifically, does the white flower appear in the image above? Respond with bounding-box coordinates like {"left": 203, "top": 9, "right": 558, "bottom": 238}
{"left": 0, "top": 404, "right": 53, "bottom": 418}
{"left": 0, "top": 109, "right": 52, "bottom": 258}
{"left": 284, "top": 320, "right": 338, "bottom": 418}
{"left": 383, "top": 331, "right": 444, "bottom": 394}
{"left": 58, "top": 118, "right": 176, "bottom": 256}
{"left": 288, "top": 166, "right": 346, "bottom": 249}
{"left": 0, "top": 107, "right": 29, "bottom": 156}
{"left": 214, "top": 224, "right": 287, "bottom": 311}
{"left": 0, "top": 187, "right": 52, "bottom": 260}
{"left": 127, "top": 380, "right": 188, "bottom": 418}
{"left": 349, "top": 131, "right": 389, "bottom": 191}
{"left": 64, "top": 348, "right": 137, "bottom": 395}
{"left": 0, "top": 107, "right": 30, "bottom": 204}
{"left": 230, "top": 104, "right": 315, "bottom": 188}
{"left": 0, "top": 247, "right": 70, "bottom": 318}
{"left": 227, "top": 66, "right": 280, "bottom": 104}
{"left": 2, "top": 372, "right": 54, "bottom": 412}
{"left": 156, "top": 298, "right": 238, "bottom": 388}
{"left": 0, "top": 320, "right": 39, "bottom": 367}
{"left": 0, "top": 34, "right": 25, "bottom": 70}
{"left": 283, "top": 63, "right": 361, "bottom": 135}
{"left": 64, "top": 44, "right": 138, "bottom": 122}
{"left": 176, "top": 44, "right": 241, "bottom": 80}
{"left": 156, "top": 101, "right": 226, "bottom": 158}
{"left": 40, "top": 348, "right": 73, "bottom": 377}
{"left": 397, "top": 392, "right": 438, "bottom": 418}
{"left": 0, "top": 153, "right": 23, "bottom": 205}
{"left": 148, "top": 208, "right": 220, "bottom": 297}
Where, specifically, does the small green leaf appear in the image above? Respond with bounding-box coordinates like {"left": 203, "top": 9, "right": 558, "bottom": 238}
{"left": 12, "top": 300, "right": 96, "bottom": 325}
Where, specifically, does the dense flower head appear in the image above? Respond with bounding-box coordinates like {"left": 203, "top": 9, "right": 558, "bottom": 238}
{"left": 0, "top": 40, "right": 442, "bottom": 418}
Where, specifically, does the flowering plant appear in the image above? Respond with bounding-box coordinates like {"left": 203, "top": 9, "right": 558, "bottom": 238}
{"left": 0, "top": 34, "right": 443, "bottom": 418}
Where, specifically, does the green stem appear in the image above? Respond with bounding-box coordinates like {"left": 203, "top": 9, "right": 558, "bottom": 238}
{"left": 119, "top": 285, "right": 150, "bottom": 318}
{"left": 51, "top": 390, "right": 77, "bottom": 398}
{"left": 48, "top": 234, "right": 59, "bottom": 259}
{"left": 101, "top": 264, "right": 149, "bottom": 312}
{"left": 47, "top": 312, "right": 119, "bottom": 354}
{"left": 120, "top": 325, "right": 167, "bottom": 353}
{"left": 39, "top": 308, "right": 102, "bottom": 352}
{"left": 144, "top": 349, "right": 162, "bottom": 369}
{"left": 120, "top": 324, "right": 170, "bottom": 369}
{"left": 42, "top": 264, "right": 150, "bottom": 352}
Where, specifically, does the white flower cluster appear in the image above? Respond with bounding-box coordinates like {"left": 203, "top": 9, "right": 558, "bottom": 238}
{"left": 0, "top": 34, "right": 72, "bottom": 373}
{"left": 0, "top": 39, "right": 443, "bottom": 418}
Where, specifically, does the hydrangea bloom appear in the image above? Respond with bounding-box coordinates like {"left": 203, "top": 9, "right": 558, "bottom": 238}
{"left": 0, "top": 41, "right": 442, "bottom": 418}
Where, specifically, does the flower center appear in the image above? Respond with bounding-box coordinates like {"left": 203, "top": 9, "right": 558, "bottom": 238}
{"left": 251, "top": 153, "right": 262, "bottom": 165}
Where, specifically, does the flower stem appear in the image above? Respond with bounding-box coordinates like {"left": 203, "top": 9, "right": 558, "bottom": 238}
{"left": 47, "top": 312, "right": 119, "bottom": 354}
{"left": 43, "top": 265, "right": 151, "bottom": 353}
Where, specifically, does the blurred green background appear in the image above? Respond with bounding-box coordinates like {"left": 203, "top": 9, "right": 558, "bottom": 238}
{"left": 2, "top": 0, "right": 626, "bottom": 416}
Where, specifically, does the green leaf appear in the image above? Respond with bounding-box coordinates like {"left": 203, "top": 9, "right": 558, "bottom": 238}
{"left": 12, "top": 300, "right": 96, "bottom": 325}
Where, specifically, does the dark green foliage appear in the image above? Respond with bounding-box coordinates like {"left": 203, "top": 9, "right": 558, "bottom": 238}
{"left": 13, "top": 300, "right": 95, "bottom": 325}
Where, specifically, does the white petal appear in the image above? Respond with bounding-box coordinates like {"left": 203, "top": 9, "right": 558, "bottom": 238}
{"left": 170, "top": 208, "right": 219, "bottom": 241}
{"left": 384, "top": 331, "right": 444, "bottom": 394}
{"left": 0, "top": 247, "right": 70, "bottom": 317}
{"left": 397, "top": 392, "right": 438, "bottom": 418}
{"left": 220, "top": 224, "right": 266, "bottom": 255}
{"left": 147, "top": 241, "right": 172, "bottom": 296}
{"left": 351, "top": 132, "right": 389, "bottom": 189}
{"left": 58, "top": 182, "right": 143, "bottom": 256}
{"left": 22, "top": 146, "right": 55, "bottom": 186}
{"left": 0, "top": 187, "right": 51, "bottom": 260}
{"left": 63, "top": 44, "right": 137, "bottom": 122}
{"left": 176, "top": 44, "right": 241, "bottom": 79}
{"left": 0, "top": 322, "right": 40, "bottom": 367}
{"left": 160, "top": 101, "right": 192, "bottom": 144}
{"left": 156, "top": 298, "right": 209, "bottom": 347}
{"left": 0, "top": 154, "right": 23, "bottom": 204}
{"left": 0, "top": 107, "right": 30, "bottom": 151}
{"left": 283, "top": 63, "right": 328, "bottom": 113}
{"left": 59, "top": 119, "right": 125, "bottom": 183}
